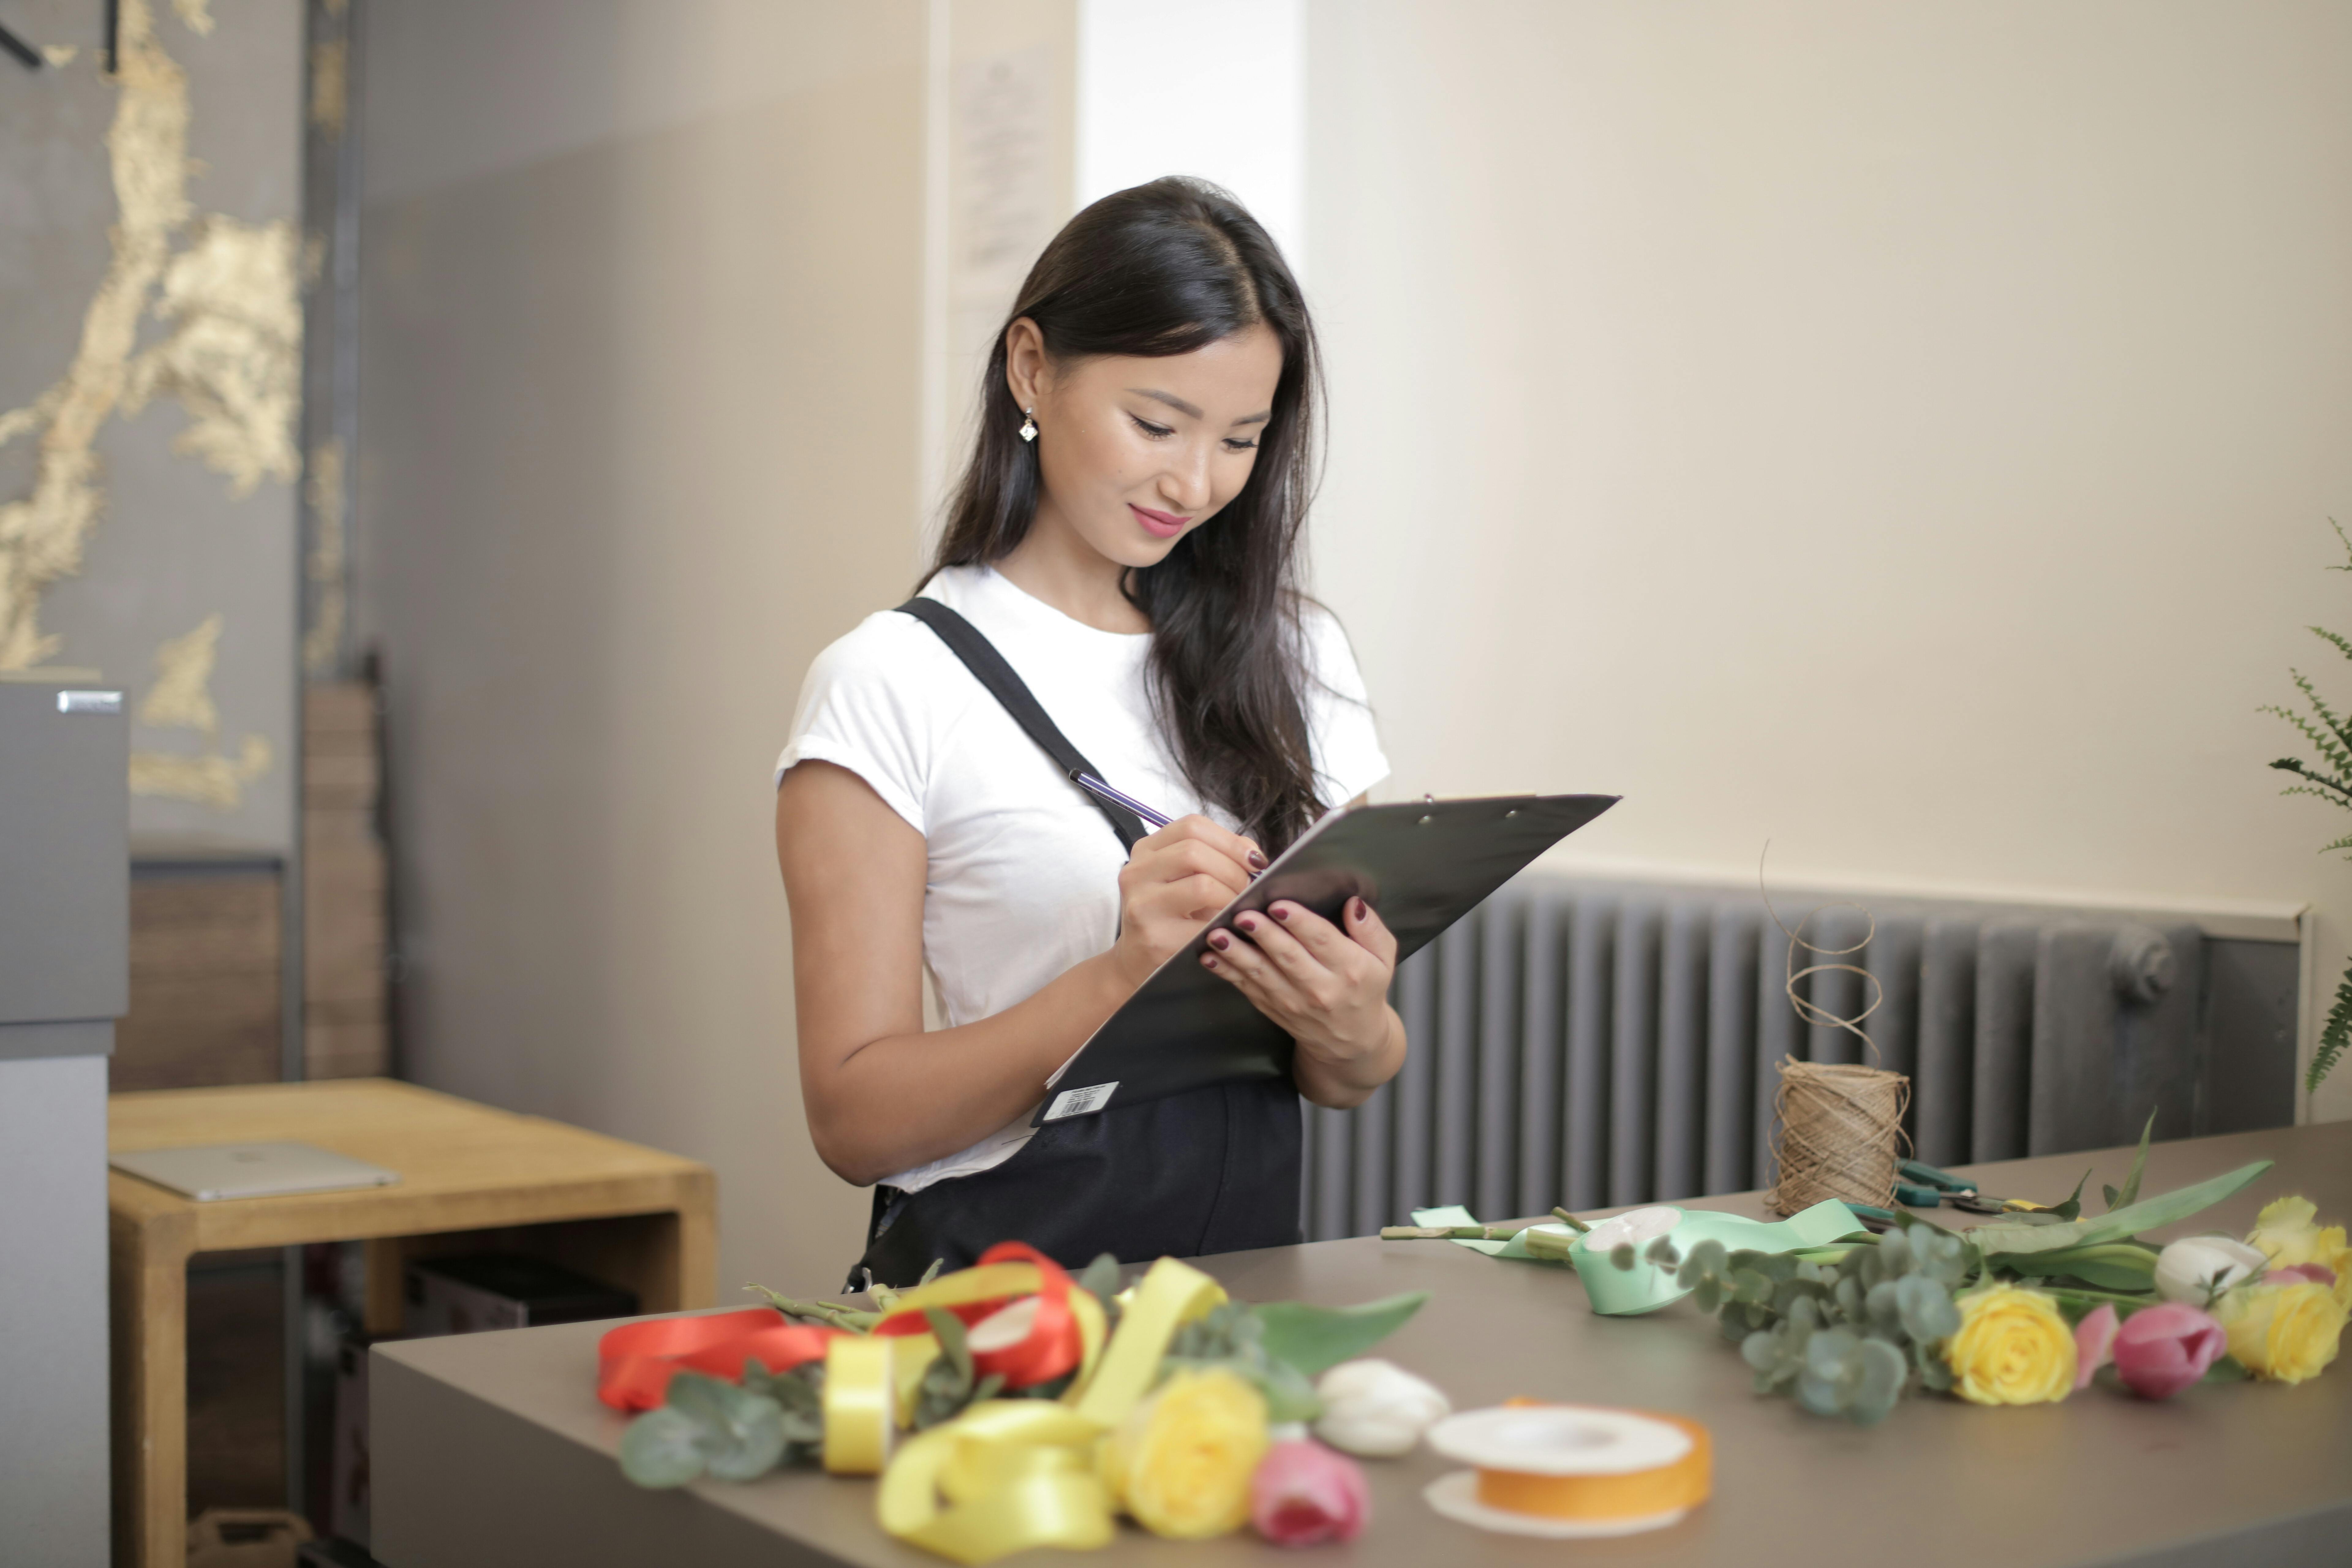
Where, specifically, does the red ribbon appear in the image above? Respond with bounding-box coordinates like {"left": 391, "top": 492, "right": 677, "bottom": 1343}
{"left": 963, "top": 1242, "right": 1081, "bottom": 1390}
{"left": 597, "top": 1308, "right": 839, "bottom": 1412}
{"left": 867, "top": 1242, "right": 1081, "bottom": 1389}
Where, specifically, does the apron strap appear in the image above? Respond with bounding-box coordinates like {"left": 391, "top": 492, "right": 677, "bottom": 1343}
{"left": 895, "top": 597, "right": 1150, "bottom": 852}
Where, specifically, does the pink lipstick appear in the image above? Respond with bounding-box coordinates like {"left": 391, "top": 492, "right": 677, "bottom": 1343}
{"left": 1129, "top": 503, "right": 1191, "bottom": 539}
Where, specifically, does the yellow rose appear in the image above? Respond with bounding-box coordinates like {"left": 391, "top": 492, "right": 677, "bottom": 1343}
{"left": 2246, "top": 1196, "right": 2352, "bottom": 1312}
{"left": 2212, "top": 1279, "right": 2348, "bottom": 1385}
{"left": 1945, "top": 1285, "right": 2076, "bottom": 1406}
{"left": 1097, "top": 1368, "right": 1268, "bottom": 1540}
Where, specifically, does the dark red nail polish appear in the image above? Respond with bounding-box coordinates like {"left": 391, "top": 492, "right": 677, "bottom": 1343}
{"left": 1203, "top": 954, "right": 1219, "bottom": 969}
{"left": 1209, "top": 930, "right": 1231, "bottom": 950}
{"left": 1247, "top": 850, "right": 1268, "bottom": 870}
{"left": 1270, "top": 905, "right": 1290, "bottom": 922}
{"left": 1237, "top": 914, "right": 1257, "bottom": 932}
{"left": 1350, "top": 897, "right": 1367, "bottom": 920}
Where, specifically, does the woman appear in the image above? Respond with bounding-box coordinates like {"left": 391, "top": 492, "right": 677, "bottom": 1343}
{"left": 775, "top": 178, "right": 1406, "bottom": 1287}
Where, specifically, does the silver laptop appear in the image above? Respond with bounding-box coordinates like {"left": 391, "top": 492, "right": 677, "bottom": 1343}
{"left": 110, "top": 1141, "right": 401, "bottom": 1201}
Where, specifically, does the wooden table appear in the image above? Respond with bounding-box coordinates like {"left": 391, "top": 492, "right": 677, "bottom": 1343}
{"left": 373, "top": 1122, "right": 2349, "bottom": 1568}
{"left": 108, "top": 1078, "right": 716, "bottom": 1568}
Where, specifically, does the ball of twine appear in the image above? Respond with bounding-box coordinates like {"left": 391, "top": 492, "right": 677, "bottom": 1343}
{"left": 1766, "top": 1058, "right": 1909, "bottom": 1216}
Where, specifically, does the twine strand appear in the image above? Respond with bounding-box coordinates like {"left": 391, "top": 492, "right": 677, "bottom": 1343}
{"left": 1758, "top": 844, "right": 1911, "bottom": 1216}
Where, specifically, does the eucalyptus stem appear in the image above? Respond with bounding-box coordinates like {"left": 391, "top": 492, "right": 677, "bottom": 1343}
{"left": 1550, "top": 1207, "right": 1591, "bottom": 1233}
{"left": 748, "top": 1284, "right": 878, "bottom": 1332}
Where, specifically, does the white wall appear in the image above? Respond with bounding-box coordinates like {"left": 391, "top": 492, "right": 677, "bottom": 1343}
{"left": 358, "top": 0, "right": 930, "bottom": 1294}
{"left": 1305, "top": 1, "right": 2352, "bottom": 1118}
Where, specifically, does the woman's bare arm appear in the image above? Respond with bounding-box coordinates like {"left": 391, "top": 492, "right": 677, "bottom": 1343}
{"left": 777, "top": 760, "right": 1263, "bottom": 1185}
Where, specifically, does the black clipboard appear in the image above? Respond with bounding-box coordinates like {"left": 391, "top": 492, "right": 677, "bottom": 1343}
{"left": 1034, "top": 792, "right": 1619, "bottom": 1124}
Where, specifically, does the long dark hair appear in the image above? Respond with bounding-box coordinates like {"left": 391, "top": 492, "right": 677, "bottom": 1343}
{"left": 929, "top": 177, "right": 1327, "bottom": 853}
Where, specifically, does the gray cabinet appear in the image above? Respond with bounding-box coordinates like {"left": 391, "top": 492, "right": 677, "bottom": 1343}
{"left": 0, "top": 673, "right": 127, "bottom": 1568}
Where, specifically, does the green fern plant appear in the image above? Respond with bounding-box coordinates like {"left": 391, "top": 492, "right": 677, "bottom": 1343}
{"left": 2260, "top": 519, "right": 2352, "bottom": 1095}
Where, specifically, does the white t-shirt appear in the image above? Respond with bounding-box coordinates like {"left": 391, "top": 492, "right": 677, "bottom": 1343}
{"left": 775, "top": 564, "right": 1390, "bottom": 1193}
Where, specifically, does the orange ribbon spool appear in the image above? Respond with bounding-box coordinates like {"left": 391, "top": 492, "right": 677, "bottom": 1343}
{"left": 1425, "top": 1401, "right": 1712, "bottom": 1538}
{"left": 597, "top": 1308, "right": 839, "bottom": 1412}
{"left": 873, "top": 1241, "right": 1083, "bottom": 1390}
{"left": 1477, "top": 1404, "right": 1711, "bottom": 1521}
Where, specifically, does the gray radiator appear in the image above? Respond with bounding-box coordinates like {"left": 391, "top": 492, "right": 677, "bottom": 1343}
{"left": 1300, "top": 875, "right": 2299, "bottom": 1241}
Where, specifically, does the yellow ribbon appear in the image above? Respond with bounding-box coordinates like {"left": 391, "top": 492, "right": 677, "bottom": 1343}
{"left": 877, "top": 1402, "right": 1114, "bottom": 1566}
{"left": 874, "top": 1257, "right": 1228, "bottom": 1565}
{"left": 822, "top": 1336, "right": 897, "bottom": 1474}
{"left": 891, "top": 1332, "right": 938, "bottom": 1427}
{"left": 1071, "top": 1258, "right": 1224, "bottom": 1428}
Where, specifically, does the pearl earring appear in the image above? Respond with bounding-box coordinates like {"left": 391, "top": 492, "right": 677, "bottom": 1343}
{"left": 1018, "top": 407, "right": 1038, "bottom": 443}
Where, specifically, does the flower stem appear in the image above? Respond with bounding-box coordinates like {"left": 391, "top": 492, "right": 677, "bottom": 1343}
{"left": 1378, "top": 1223, "right": 1530, "bottom": 1241}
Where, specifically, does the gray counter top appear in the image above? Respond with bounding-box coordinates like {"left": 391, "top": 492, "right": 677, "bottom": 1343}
{"left": 375, "top": 1121, "right": 2352, "bottom": 1568}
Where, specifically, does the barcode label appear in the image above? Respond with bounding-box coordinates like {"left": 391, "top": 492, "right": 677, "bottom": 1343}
{"left": 1043, "top": 1082, "right": 1118, "bottom": 1121}
{"left": 57, "top": 690, "right": 123, "bottom": 714}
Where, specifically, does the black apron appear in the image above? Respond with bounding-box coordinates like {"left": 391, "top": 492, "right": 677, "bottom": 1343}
{"left": 846, "top": 599, "right": 1303, "bottom": 1290}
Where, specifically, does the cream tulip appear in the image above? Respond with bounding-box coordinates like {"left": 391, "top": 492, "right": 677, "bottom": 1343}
{"left": 1310, "top": 1359, "right": 1450, "bottom": 1458}
{"left": 2153, "top": 1236, "right": 2267, "bottom": 1306}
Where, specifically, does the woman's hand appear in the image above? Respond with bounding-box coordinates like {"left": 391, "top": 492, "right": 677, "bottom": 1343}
{"left": 1109, "top": 815, "right": 1267, "bottom": 989}
{"left": 1201, "top": 897, "right": 1406, "bottom": 1104}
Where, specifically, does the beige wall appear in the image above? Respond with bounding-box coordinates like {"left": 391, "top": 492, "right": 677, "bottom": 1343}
{"left": 1305, "top": 2, "right": 2352, "bottom": 1118}
{"left": 357, "top": 1, "right": 930, "bottom": 1293}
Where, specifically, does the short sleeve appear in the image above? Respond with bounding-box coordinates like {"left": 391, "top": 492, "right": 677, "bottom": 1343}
{"left": 774, "top": 615, "right": 937, "bottom": 836}
{"left": 1302, "top": 604, "right": 1389, "bottom": 806}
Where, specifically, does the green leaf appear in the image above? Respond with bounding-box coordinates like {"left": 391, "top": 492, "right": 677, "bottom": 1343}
{"left": 619, "top": 1406, "right": 708, "bottom": 1488}
{"left": 2045, "top": 1170, "right": 2091, "bottom": 1223}
{"left": 1996, "top": 1242, "right": 2159, "bottom": 1292}
{"left": 2202, "top": 1355, "right": 2252, "bottom": 1384}
{"left": 2105, "top": 1113, "right": 2155, "bottom": 1213}
{"left": 1849, "top": 1340, "right": 1907, "bottom": 1425}
{"left": 1250, "top": 1356, "right": 1323, "bottom": 1423}
{"left": 1964, "top": 1160, "right": 2273, "bottom": 1257}
{"left": 912, "top": 1308, "right": 984, "bottom": 1429}
{"left": 662, "top": 1373, "right": 786, "bottom": 1483}
{"left": 2311, "top": 962, "right": 2352, "bottom": 1096}
{"left": 1250, "top": 1291, "right": 1429, "bottom": 1378}
{"left": 1075, "top": 1253, "right": 1122, "bottom": 1306}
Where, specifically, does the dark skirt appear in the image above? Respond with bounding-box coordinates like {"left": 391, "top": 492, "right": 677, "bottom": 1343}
{"left": 849, "top": 1078, "right": 1303, "bottom": 1291}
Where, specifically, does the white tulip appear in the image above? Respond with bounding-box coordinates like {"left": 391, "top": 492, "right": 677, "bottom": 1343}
{"left": 1311, "top": 1358, "right": 1451, "bottom": 1457}
{"left": 2153, "top": 1236, "right": 2267, "bottom": 1305}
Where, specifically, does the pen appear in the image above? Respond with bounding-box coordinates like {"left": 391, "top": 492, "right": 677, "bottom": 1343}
{"left": 1072, "top": 772, "right": 1172, "bottom": 831}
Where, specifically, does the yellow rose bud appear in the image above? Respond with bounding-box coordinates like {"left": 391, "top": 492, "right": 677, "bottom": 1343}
{"left": 1945, "top": 1285, "right": 2076, "bottom": 1406}
{"left": 1098, "top": 1368, "right": 1269, "bottom": 1540}
{"left": 2211, "top": 1278, "right": 2348, "bottom": 1385}
{"left": 2246, "top": 1196, "right": 2352, "bottom": 1313}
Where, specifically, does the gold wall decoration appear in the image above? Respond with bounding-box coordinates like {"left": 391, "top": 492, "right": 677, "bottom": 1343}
{"left": 123, "top": 215, "right": 303, "bottom": 497}
{"left": 138, "top": 611, "right": 225, "bottom": 733}
{"left": 301, "top": 439, "right": 346, "bottom": 677}
{"left": 0, "top": 0, "right": 301, "bottom": 676}
{"left": 131, "top": 611, "right": 275, "bottom": 809}
{"left": 0, "top": 0, "right": 193, "bottom": 671}
{"left": 309, "top": 37, "right": 348, "bottom": 136}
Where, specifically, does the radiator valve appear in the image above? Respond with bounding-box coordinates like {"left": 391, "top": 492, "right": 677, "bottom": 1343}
{"left": 2109, "top": 925, "right": 2174, "bottom": 1006}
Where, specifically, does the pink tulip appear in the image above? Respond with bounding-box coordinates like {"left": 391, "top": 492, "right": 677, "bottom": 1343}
{"left": 2111, "top": 1303, "right": 2227, "bottom": 1399}
{"left": 1250, "top": 1440, "right": 1369, "bottom": 1547}
{"left": 2072, "top": 1304, "right": 2118, "bottom": 1391}
{"left": 2265, "top": 1263, "right": 2336, "bottom": 1288}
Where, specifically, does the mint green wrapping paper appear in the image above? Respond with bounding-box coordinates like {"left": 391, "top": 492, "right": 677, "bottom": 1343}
{"left": 1411, "top": 1201, "right": 1869, "bottom": 1315}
